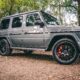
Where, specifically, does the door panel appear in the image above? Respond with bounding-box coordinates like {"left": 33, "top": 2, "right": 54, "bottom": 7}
{"left": 22, "top": 13, "right": 45, "bottom": 48}
{"left": 9, "top": 16, "right": 23, "bottom": 47}
{"left": 22, "top": 26, "right": 45, "bottom": 48}
{"left": 9, "top": 28, "right": 23, "bottom": 47}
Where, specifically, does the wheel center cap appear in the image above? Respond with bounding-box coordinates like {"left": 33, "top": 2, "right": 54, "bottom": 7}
{"left": 63, "top": 50, "right": 69, "bottom": 56}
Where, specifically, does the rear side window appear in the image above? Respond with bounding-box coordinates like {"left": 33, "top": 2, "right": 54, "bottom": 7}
{"left": 12, "top": 16, "right": 23, "bottom": 28}
{"left": 0, "top": 19, "right": 10, "bottom": 29}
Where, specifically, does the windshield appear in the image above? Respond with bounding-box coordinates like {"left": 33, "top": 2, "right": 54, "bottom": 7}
{"left": 41, "top": 11, "right": 59, "bottom": 25}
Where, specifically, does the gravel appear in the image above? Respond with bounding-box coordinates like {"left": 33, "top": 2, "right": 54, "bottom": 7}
{"left": 0, "top": 50, "right": 80, "bottom": 80}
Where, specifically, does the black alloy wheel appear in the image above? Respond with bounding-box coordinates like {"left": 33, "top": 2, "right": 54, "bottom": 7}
{"left": 0, "top": 39, "right": 11, "bottom": 56}
{"left": 53, "top": 38, "right": 78, "bottom": 64}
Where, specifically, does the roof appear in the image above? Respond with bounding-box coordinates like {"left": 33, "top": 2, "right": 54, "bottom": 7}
{"left": 2, "top": 10, "right": 41, "bottom": 19}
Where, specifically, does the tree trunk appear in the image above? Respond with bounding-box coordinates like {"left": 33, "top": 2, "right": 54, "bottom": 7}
{"left": 8, "top": 0, "right": 15, "bottom": 15}
{"left": 77, "top": 0, "right": 80, "bottom": 25}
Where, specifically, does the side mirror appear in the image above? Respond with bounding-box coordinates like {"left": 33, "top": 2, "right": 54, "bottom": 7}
{"left": 35, "top": 22, "right": 44, "bottom": 28}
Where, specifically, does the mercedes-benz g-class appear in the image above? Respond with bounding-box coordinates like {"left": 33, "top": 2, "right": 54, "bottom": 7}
{"left": 0, "top": 10, "right": 80, "bottom": 64}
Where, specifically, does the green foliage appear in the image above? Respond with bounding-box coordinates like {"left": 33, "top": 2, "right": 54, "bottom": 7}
{"left": 0, "top": 0, "right": 40, "bottom": 18}
{"left": 0, "top": 0, "right": 75, "bottom": 17}
{"left": 0, "top": 0, "right": 79, "bottom": 25}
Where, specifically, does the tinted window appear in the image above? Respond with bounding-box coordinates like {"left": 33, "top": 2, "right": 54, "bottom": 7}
{"left": 0, "top": 19, "right": 10, "bottom": 29}
{"left": 12, "top": 16, "right": 23, "bottom": 28}
{"left": 26, "top": 13, "right": 42, "bottom": 27}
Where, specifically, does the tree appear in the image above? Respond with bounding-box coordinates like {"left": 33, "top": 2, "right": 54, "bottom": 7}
{"left": 77, "top": 0, "right": 80, "bottom": 25}
{"left": 14, "top": 0, "right": 39, "bottom": 12}
{"left": 0, "top": 0, "right": 39, "bottom": 18}
{"left": 0, "top": 0, "right": 79, "bottom": 25}
{"left": 0, "top": 0, "right": 15, "bottom": 17}
{"left": 72, "top": 0, "right": 80, "bottom": 25}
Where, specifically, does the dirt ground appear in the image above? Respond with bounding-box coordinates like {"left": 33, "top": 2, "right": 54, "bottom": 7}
{"left": 0, "top": 50, "right": 80, "bottom": 80}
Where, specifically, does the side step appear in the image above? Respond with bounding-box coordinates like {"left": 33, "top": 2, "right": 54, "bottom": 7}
{"left": 11, "top": 47, "right": 45, "bottom": 51}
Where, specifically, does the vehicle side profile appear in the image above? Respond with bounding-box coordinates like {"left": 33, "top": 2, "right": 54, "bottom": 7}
{"left": 0, "top": 10, "right": 80, "bottom": 64}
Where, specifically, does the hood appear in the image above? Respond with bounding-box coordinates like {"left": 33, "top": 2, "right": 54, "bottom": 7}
{"left": 46, "top": 25, "right": 80, "bottom": 32}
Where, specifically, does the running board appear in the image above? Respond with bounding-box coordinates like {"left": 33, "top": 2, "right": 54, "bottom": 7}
{"left": 11, "top": 47, "right": 45, "bottom": 51}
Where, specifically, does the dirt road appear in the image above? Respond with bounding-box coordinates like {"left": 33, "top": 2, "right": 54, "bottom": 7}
{"left": 0, "top": 50, "right": 80, "bottom": 80}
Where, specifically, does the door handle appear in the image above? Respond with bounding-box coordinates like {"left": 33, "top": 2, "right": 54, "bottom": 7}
{"left": 10, "top": 33, "right": 21, "bottom": 35}
{"left": 24, "top": 32, "right": 28, "bottom": 34}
